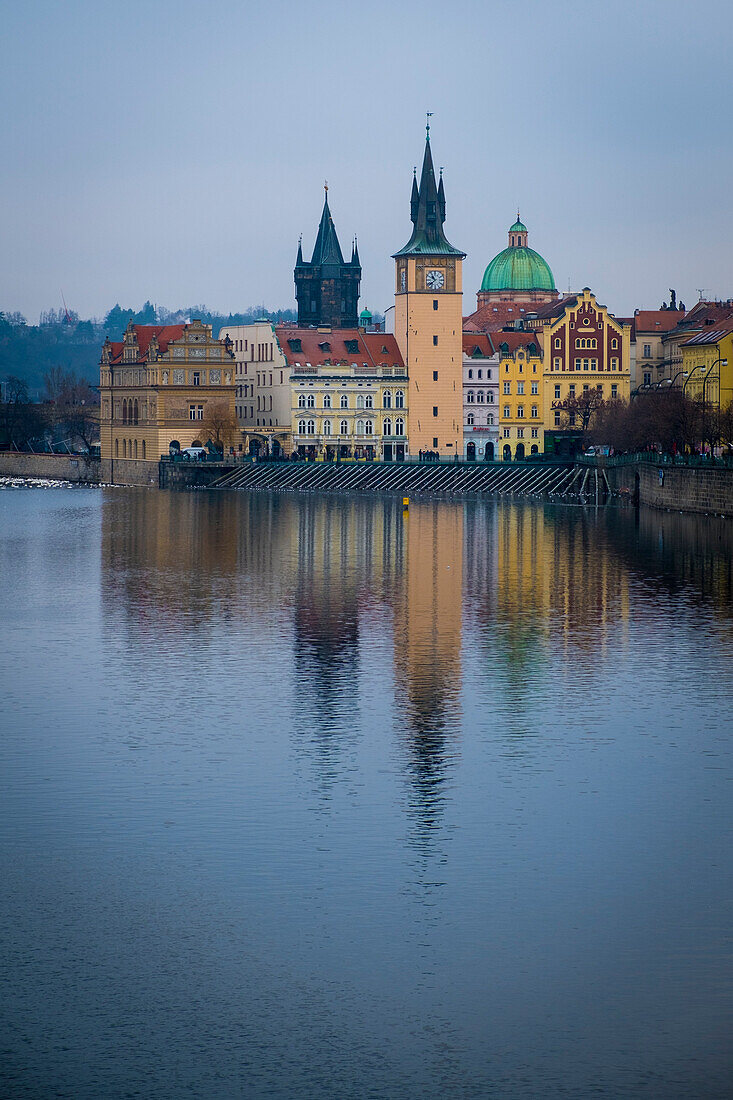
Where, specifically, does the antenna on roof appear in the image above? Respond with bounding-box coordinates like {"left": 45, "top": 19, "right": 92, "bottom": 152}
{"left": 697, "top": 288, "right": 709, "bottom": 301}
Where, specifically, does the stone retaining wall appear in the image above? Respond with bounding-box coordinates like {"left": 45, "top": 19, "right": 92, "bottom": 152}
{"left": 0, "top": 451, "right": 158, "bottom": 487}
{"left": 605, "top": 460, "right": 733, "bottom": 516}
{"left": 0, "top": 451, "right": 101, "bottom": 483}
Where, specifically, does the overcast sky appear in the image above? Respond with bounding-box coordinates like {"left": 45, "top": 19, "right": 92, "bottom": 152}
{"left": 2, "top": 0, "right": 731, "bottom": 323}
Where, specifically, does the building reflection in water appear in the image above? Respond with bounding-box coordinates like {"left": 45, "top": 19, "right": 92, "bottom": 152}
{"left": 393, "top": 501, "right": 463, "bottom": 849}
{"left": 290, "top": 497, "right": 403, "bottom": 792}
{"left": 100, "top": 488, "right": 732, "bottom": 830}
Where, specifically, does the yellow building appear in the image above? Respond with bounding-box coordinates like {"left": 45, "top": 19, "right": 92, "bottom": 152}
{"left": 285, "top": 327, "right": 407, "bottom": 460}
{"left": 532, "top": 288, "right": 631, "bottom": 455}
{"left": 99, "top": 320, "right": 236, "bottom": 463}
{"left": 394, "top": 125, "right": 464, "bottom": 459}
{"left": 496, "top": 332, "right": 544, "bottom": 460}
{"left": 681, "top": 321, "right": 733, "bottom": 412}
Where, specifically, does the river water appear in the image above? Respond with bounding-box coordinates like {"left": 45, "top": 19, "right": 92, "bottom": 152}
{"left": 1, "top": 485, "right": 731, "bottom": 1099}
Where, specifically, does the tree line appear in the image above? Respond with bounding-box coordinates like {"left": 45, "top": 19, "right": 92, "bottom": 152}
{"left": 0, "top": 302, "right": 297, "bottom": 393}
{"left": 558, "top": 385, "right": 733, "bottom": 457}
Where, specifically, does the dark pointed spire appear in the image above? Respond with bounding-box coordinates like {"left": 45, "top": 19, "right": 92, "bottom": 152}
{"left": 310, "top": 183, "right": 345, "bottom": 269}
{"left": 393, "top": 127, "right": 465, "bottom": 258}
{"left": 351, "top": 236, "right": 360, "bottom": 265}
{"left": 410, "top": 167, "right": 419, "bottom": 224}
{"left": 296, "top": 234, "right": 303, "bottom": 265}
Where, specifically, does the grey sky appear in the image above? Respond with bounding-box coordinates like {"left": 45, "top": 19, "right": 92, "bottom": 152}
{"left": 2, "top": 0, "right": 731, "bottom": 323}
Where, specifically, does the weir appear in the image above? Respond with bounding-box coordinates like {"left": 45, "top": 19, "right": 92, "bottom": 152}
{"left": 206, "top": 458, "right": 609, "bottom": 501}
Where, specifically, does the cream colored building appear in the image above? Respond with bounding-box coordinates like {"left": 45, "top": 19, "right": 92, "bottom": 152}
{"left": 218, "top": 320, "right": 291, "bottom": 427}
{"left": 284, "top": 327, "right": 407, "bottom": 460}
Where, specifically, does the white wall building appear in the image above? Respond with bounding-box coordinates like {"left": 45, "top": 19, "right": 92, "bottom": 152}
{"left": 217, "top": 320, "right": 291, "bottom": 431}
{"left": 462, "top": 336, "right": 500, "bottom": 461}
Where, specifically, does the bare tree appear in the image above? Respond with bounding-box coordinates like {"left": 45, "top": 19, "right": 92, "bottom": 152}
{"left": 44, "top": 369, "right": 100, "bottom": 452}
{"left": 202, "top": 402, "right": 238, "bottom": 451}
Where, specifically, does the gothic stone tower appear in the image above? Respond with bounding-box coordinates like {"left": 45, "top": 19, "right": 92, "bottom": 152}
{"left": 394, "top": 126, "right": 465, "bottom": 458}
{"left": 295, "top": 187, "right": 361, "bottom": 328}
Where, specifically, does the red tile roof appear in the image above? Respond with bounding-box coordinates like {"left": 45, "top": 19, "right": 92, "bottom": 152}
{"left": 494, "top": 331, "right": 543, "bottom": 354}
{"left": 107, "top": 324, "right": 186, "bottom": 365}
{"left": 633, "top": 309, "right": 684, "bottom": 334}
{"left": 463, "top": 301, "right": 541, "bottom": 331}
{"left": 462, "top": 334, "right": 497, "bottom": 357}
{"left": 275, "top": 326, "right": 404, "bottom": 369}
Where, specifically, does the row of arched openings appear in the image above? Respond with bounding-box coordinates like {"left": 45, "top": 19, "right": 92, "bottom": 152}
{"left": 122, "top": 399, "right": 139, "bottom": 425}
{"left": 114, "top": 439, "right": 146, "bottom": 459}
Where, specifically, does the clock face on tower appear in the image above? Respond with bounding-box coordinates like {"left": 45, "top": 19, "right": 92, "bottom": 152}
{"left": 426, "top": 269, "right": 445, "bottom": 290}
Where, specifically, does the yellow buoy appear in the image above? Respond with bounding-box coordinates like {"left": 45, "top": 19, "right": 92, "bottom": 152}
{"left": 403, "top": 497, "right": 409, "bottom": 509}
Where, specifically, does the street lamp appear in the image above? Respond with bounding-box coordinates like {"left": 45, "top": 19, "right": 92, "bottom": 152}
{"left": 683, "top": 364, "right": 707, "bottom": 395}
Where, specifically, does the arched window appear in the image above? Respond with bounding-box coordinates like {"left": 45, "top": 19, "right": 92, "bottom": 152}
{"left": 383, "top": 417, "right": 392, "bottom": 436}
{"left": 298, "top": 419, "right": 306, "bottom": 435}
{"left": 476, "top": 392, "right": 484, "bottom": 403}
{"left": 323, "top": 419, "right": 332, "bottom": 436}
{"left": 487, "top": 414, "right": 494, "bottom": 425}
{"left": 306, "top": 419, "right": 315, "bottom": 435}
{"left": 364, "top": 420, "right": 373, "bottom": 435}
{"left": 123, "top": 439, "right": 127, "bottom": 457}
{"left": 323, "top": 393, "right": 331, "bottom": 408}
{"left": 142, "top": 440, "right": 146, "bottom": 459}
{"left": 488, "top": 392, "right": 494, "bottom": 403}
{"left": 395, "top": 417, "right": 404, "bottom": 435}
{"left": 503, "top": 405, "right": 510, "bottom": 418}
{"left": 395, "top": 390, "right": 404, "bottom": 409}
{"left": 364, "top": 394, "right": 373, "bottom": 409}
{"left": 340, "top": 419, "right": 349, "bottom": 435}
{"left": 257, "top": 396, "right": 260, "bottom": 410}
{"left": 298, "top": 394, "right": 307, "bottom": 408}
{"left": 134, "top": 440, "right": 138, "bottom": 458}
{"left": 307, "top": 393, "right": 315, "bottom": 408}
{"left": 467, "top": 391, "right": 475, "bottom": 403}
{"left": 356, "top": 394, "right": 365, "bottom": 409}
{"left": 134, "top": 399, "right": 139, "bottom": 425}
{"left": 340, "top": 393, "right": 348, "bottom": 409}
{"left": 115, "top": 438, "right": 119, "bottom": 457}
{"left": 467, "top": 413, "right": 474, "bottom": 425}
{"left": 122, "top": 400, "right": 127, "bottom": 425}
{"left": 356, "top": 419, "right": 365, "bottom": 435}
{"left": 383, "top": 390, "right": 392, "bottom": 408}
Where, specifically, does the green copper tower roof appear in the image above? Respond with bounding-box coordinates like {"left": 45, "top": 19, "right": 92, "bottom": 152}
{"left": 393, "top": 125, "right": 465, "bottom": 259}
{"left": 481, "top": 217, "right": 555, "bottom": 292}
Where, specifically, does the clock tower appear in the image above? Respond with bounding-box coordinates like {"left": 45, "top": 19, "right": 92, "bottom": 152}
{"left": 393, "top": 123, "right": 465, "bottom": 458}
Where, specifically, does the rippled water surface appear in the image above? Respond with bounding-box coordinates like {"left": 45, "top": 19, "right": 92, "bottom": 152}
{"left": 1, "top": 487, "right": 732, "bottom": 1098}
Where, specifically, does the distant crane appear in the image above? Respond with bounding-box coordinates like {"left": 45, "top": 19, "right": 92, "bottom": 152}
{"left": 61, "top": 290, "right": 73, "bottom": 324}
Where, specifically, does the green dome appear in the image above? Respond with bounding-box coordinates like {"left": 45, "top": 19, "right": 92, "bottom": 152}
{"left": 510, "top": 218, "right": 527, "bottom": 233}
{"left": 481, "top": 245, "right": 555, "bottom": 292}
{"left": 359, "top": 307, "right": 372, "bottom": 320}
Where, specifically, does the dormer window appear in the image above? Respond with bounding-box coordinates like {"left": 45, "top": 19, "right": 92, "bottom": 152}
{"left": 288, "top": 338, "right": 302, "bottom": 353}
{"left": 345, "top": 339, "right": 359, "bottom": 354}
{"left": 318, "top": 341, "right": 331, "bottom": 352}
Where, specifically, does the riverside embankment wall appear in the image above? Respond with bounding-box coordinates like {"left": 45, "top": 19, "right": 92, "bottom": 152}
{"left": 605, "top": 460, "right": 733, "bottom": 517}
{"left": 0, "top": 451, "right": 157, "bottom": 486}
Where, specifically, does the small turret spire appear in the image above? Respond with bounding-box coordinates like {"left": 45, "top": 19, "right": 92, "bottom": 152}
{"left": 426, "top": 111, "right": 432, "bottom": 140}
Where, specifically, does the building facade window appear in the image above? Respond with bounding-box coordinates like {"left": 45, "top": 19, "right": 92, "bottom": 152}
{"left": 395, "top": 417, "right": 404, "bottom": 435}
{"left": 383, "top": 390, "right": 392, "bottom": 408}
{"left": 323, "top": 419, "right": 331, "bottom": 435}
{"left": 467, "top": 391, "right": 475, "bottom": 403}
{"left": 395, "top": 390, "right": 404, "bottom": 408}
{"left": 340, "top": 419, "right": 349, "bottom": 434}
{"left": 467, "top": 413, "right": 474, "bottom": 425}
{"left": 383, "top": 418, "right": 392, "bottom": 436}
{"left": 307, "top": 394, "right": 315, "bottom": 408}
{"left": 323, "top": 394, "right": 331, "bottom": 408}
